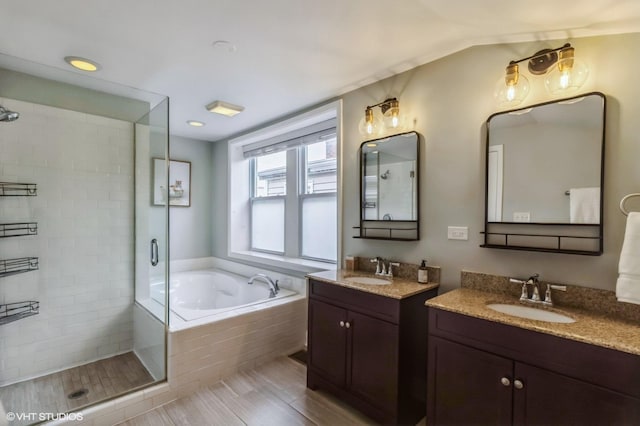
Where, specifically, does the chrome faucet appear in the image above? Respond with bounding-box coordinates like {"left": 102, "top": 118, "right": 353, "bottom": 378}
{"left": 510, "top": 273, "right": 567, "bottom": 306}
{"left": 370, "top": 257, "right": 399, "bottom": 278}
{"left": 387, "top": 262, "right": 400, "bottom": 278}
{"left": 370, "top": 257, "right": 383, "bottom": 275}
{"left": 247, "top": 273, "right": 279, "bottom": 298}
{"left": 510, "top": 273, "right": 541, "bottom": 303}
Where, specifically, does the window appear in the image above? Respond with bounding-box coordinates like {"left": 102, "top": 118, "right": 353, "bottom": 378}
{"left": 228, "top": 102, "right": 340, "bottom": 271}
{"left": 249, "top": 135, "right": 337, "bottom": 262}
{"left": 250, "top": 151, "right": 286, "bottom": 253}
{"left": 301, "top": 139, "right": 337, "bottom": 261}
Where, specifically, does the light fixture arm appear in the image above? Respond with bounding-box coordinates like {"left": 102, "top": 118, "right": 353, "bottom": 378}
{"left": 508, "top": 43, "right": 572, "bottom": 75}
{"left": 365, "top": 97, "right": 398, "bottom": 115}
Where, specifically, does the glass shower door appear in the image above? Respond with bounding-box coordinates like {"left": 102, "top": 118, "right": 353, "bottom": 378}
{"left": 133, "top": 98, "right": 169, "bottom": 381}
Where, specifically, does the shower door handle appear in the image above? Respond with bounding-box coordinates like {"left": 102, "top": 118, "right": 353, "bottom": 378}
{"left": 151, "top": 238, "right": 159, "bottom": 266}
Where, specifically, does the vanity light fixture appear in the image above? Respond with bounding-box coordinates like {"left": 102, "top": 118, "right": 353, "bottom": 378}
{"left": 358, "top": 98, "right": 403, "bottom": 137}
{"left": 494, "top": 43, "right": 588, "bottom": 108}
{"left": 206, "top": 100, "right": 245, "bottom": 117}
{"left": 64, "top": 56, "right": 101, "bottom": 72}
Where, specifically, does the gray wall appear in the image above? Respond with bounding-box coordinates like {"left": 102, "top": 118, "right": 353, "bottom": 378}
{"left": 170, "top": 135, "right": 213, "bottom": 260}
{"left": 212, "top": 141, "right": 228, "bottom": 259}
{"left": 213, "top": 32, "right": 640, "bottom": 291}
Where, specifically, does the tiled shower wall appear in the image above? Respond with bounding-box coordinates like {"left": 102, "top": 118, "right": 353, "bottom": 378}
{"left": 0, "top": 98, "right": 135, "bottom": 385}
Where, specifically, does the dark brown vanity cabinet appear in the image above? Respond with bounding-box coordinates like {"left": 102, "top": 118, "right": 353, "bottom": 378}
{"left": 427, "top": 308, "right": 640, "bottom": 426}
{"left": 307, "top": 279, "right": 438, "bottom": 425}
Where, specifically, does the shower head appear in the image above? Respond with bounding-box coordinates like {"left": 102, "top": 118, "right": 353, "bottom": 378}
{"left": 0, "top": 105, "right": 19, "bottom": 122}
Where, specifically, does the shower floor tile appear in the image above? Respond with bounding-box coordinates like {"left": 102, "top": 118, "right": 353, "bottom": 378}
{"left": 0, "top": 352, "right": 154, "bottom": 426}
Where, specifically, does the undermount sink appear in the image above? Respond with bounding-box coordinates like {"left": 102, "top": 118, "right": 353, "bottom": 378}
{"left": 486, "top": 303, "right": 576, "bottom": 323}
{"left": 344, "top": 276, "right": 392, "bottom": 285}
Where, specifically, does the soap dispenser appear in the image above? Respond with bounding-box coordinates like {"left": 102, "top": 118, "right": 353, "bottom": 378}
{"left": 418, "top": 260, "right": 429, "bottom": 284}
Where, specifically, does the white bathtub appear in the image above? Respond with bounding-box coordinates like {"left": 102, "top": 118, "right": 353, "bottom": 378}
{"left": 150, "top": 269, "right": 296, "bottom": 322}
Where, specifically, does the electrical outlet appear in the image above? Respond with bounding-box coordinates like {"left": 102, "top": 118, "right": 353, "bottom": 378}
{"left": 513, "top": 212, "right": 531, "bottom": 222}
{"left": 447, "top": 226, "right": 468, "bottom": 240}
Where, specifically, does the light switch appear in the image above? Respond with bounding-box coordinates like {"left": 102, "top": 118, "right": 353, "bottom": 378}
{"left": 448, "top": 226, "right": 468, "bottom": 240}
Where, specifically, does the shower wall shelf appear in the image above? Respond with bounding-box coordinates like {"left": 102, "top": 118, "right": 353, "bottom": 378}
{"left": 0, "top": 222, "right": 38, "bottom": 238}
{"left": 0, "top": 301, "right": 39, "bottom": 325}
{"left": 0, "top": 182, "right": 37, "bottom": 196}
{"left": 0, "top": 257, "right": 39, "bottom": 278}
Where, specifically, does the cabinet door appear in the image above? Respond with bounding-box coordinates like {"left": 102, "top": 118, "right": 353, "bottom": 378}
{"left": 308, "top": 299, "right": 347, "bottom": 387}
{"left": 427, "top": 337, "right": 513, "bottom": 426}
{"left": 348, "top": 311, "right": 399, "bottom": 411}
{"left": 513, "top": 362, "right": 640, "bottom": 426}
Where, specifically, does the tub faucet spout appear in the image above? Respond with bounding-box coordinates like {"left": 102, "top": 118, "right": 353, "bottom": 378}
{"left": 248, "top": 274, "right": 279, "bottom": 298}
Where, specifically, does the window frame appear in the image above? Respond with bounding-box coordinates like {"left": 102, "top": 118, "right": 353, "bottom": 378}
{"left": 248, "top": 142, "right": 337, "bottom": 262}
{"left": 227, "top": 100, "right": 342, "bottom": 274}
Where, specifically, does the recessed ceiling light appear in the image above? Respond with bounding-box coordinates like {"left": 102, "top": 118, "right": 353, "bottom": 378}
{"left": 206, "top": 100, "right": 244, "bottom": 117}
{"left": 366, "top": 143, "right": 377, "bottom": 147}
{"left": 64, "top": 56, "right": 101, "bottom": 72}
{"left": 187, "top": 120, "right": 205, "bottom": 127}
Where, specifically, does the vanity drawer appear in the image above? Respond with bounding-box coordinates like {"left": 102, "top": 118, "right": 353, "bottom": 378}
{"left": 309, "top": 279, "right": 400, "bottom": 323}
{"left": 429, "top": 308, "right": 640, "bottom": 399}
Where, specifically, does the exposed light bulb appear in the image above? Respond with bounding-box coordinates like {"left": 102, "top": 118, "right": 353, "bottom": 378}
{"left": 358, "top": 107, "right": 381, "bottom": 137}
{"left": 544, "top": 46, "right": 589, "bottom": 96}
{"left": 494, "top": 63, "right": 530, "bottom": 108}
{"left": 382, "top": 99, "right": 403, "bottom": 130}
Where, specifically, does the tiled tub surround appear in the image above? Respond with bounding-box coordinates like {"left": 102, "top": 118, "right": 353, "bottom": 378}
{"left": 426, "top": 271, "right": 640, "bottom": 356}
{"left": 0, "top": 98, "right": 135, "bottom": 385}
{"left": 166, "top": 259, "right": 307, "bottom": 391}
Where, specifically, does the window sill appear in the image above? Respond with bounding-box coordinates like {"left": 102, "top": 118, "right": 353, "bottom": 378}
{"left": 228, "top": 250, "right": 336, "bottom": 275}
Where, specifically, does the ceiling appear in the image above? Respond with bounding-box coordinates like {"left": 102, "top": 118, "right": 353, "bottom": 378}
{"left": 0, "top": 0, "right": 639, "bottom": 142}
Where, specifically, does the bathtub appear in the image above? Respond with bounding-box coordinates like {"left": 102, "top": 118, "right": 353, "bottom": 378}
{"left": 150, "top": 268, "right": 296, "bottom": 322}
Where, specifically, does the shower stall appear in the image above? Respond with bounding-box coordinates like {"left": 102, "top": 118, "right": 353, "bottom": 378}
{"left": 0, "top": 63, "right": 169, "bottom": 424}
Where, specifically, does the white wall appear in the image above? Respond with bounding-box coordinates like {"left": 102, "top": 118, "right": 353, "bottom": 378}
{"left": 0, "top": 98, "right": 135, "bottom": 385}
{"left": 213, "top": 32, "right": 640, "bottom": 291}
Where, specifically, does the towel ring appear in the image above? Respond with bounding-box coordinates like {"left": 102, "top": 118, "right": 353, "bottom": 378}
{"left": 620, "top": 193, "right": 640, "bottom": 216}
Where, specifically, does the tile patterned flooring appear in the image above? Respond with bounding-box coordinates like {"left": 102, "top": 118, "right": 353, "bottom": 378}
{"left": 120, "top": 356, "right": 385, "bottom": 426}
{"left": 0, "top": 352, "right": 154, "bottom": 426}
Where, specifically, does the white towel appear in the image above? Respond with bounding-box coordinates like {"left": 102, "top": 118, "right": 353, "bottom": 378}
{"left": 570, "top": 187, "right": 600, "bottom": 224}
{"left": 616, "top": 212, "right": 640, "bottom": 305}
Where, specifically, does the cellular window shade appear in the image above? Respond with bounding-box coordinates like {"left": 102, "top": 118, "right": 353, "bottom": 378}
{"left": 243, "top": 119, "right": 336, "bottom": 159}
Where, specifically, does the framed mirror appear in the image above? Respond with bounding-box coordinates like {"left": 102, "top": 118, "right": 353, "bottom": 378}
{"left": 482, "top": 92, "right": 605, "bottom": 255}
{"left": 356, "top": 131, "right": 420, "bottom": 240}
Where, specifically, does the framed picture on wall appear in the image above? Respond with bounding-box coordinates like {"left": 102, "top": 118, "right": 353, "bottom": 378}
{"left": 153, "top": 158, "right": 191, "bottom": 207}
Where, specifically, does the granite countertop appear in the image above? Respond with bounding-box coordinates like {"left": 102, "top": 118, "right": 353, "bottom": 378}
{"left": 307, "top": 269, "right": 439, "bottom": 299}
{"left": 426, "top": 288, "right": 640, "bottom": 356}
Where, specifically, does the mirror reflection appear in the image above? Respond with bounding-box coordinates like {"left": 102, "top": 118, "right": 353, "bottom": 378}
{"left": 487, "top": 93, "right": 604, "bottom": 224}
{"left": 361, "top": 132, "right": 418, "bottom": 221}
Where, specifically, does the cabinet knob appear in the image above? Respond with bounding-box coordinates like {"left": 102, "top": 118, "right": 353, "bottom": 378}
{"left": 345, "top": 322, "right": 351, "bottom": 328}
{"left": 514, "top": 379, "right": 524, "bottom": 390}
{"left": 500, "top": 377, "right": 511, "bottom": 387}
{"left": 339, "top": 321, "right": 345, "bottom": 327}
